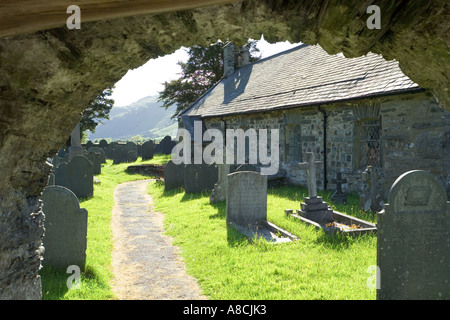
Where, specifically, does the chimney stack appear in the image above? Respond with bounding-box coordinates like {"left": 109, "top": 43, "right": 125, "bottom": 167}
{"left": 223, "top": 42, "right": 235, "bottom": 78}
{"left": 223, "top": 42, "right": 251, "bottom": 78}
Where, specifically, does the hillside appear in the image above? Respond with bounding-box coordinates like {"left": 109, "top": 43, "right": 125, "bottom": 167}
{"left": 88, "top": 95, "right": 178, "bottom": 140}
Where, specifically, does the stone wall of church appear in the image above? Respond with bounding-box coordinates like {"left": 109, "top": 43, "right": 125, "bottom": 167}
{"left": 203, "top": 91, "right": 449, "bottom": 199}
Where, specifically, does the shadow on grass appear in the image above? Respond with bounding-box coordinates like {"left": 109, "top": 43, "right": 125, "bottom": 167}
{"left": 209, "top": 201, "right": 226, "bottom": 220}
{"left": 40, "top": 264, "right": 102, "bottom": 300}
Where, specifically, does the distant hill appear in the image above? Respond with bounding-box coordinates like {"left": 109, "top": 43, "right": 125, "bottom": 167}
{"left": 87, "top": 95, "right": 178, "bottom": 141}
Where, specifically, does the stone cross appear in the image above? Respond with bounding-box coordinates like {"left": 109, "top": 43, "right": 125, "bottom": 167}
{"left": 69, "top": 122, "right": 84, "bottom": 161}
{"left": 298, "top": 152, "right": 322, "bottom": 198}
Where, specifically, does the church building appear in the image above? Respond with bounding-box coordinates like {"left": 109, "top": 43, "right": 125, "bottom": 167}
{"left": 178, "top": 43, "right": 449, "bottom": 199}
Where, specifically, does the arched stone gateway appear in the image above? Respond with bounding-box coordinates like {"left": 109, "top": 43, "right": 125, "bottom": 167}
{"left": 0, "top": 0, "right": 448, "bottom": 299}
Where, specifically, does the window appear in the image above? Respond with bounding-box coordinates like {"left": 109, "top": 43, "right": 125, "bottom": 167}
{"left": 358, "top": 119, "right": 381, "bottom": 167}
{"left": 286, "top": 125, "right": 302, "bottom": 162}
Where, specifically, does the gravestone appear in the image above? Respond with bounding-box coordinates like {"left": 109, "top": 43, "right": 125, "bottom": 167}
{"left": 125, "top": 141, "right": 138, "bottom": 154}
{"left": 86, "top": 149, "right": 102, "bottom": 175}
{"left": 377, "top": 170, "right": 449, "bottom": 300}
{"left": 331, "top": 172, "right": 347, "bottom": 203}
{"left": 160, "top": 135, "right": 175, "bottom": 155}
{"left": 164, "top": 161, "right": 185, "bottom": 191}
{"left": 210, "top": 164, "right": 234, "bottom": 203}
{"left": 226, "top": 171, "right": 267, "bottom": 226}
{"left": 85, "top": 140, "right": 94, "bottom": 150}
{"left": 113, "top": 145, "right": 128, "bottom": 164}
{"left": 88, "top": 147, "right": 106, "bottom": 163}
{"left": 99, "top": 139, "right": 108, "bottom": 149}
{"left": 54, "top": 155, "right": 94, "bottom": 198}
{"left": 297, "top": 152, "right": 333, "bottom": 224}
{"left": 41, "top": 185, "right": 88, "bottom": 270}
{"left": 127, "top": 150, "right": 138, "bottom": 163}
{"left": 141, "top": 140, "right": 155, "bottom": 160}
{"left": 184, "top": 163, "right": 218, "bottom": 194}
{"left": 360, "top": 165, "right": 384, "bottom": 211}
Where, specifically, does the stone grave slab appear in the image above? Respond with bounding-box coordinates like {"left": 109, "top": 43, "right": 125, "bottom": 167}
{"left": 226, "top": 171, "right": 296, "bottom": 243}
{"left": 377, "top": 170, "right": 449, "bottom": 300}
{"left": 164, "top": 160, "right": 185, "bottom": 191}
{"left": 113, "top": 145, "right": 128, "bottom": 164}
{"left": 41, "top": 185, "right": 88, "bottom": 270}
{"left": 184, "top": 163, "right": 218, "bottom": 194}
{"left": 141, "top": 140, "right": 155, "bottom": 160}
{"left": 54, "top": 155, "right": 93, "bottom": 198}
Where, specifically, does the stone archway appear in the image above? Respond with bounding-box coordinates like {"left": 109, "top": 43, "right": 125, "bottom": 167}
{"left": 0, "top": 0, "right": 448, "bottom": 299}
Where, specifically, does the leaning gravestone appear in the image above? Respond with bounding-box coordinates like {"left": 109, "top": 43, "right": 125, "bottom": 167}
{"left": 41, "top": 185, "right": 88, "bottom": 270}
{"left": 377, "top": 170, "right": 449, "bottom": 300}
{"left": 54, "top": 155, "right": 94, "bottom": 198}
{"left": 184, "top": 163, "right": 218, "bottom": 194}
{"left": 226, "top": 171, "right": 267, "bottom": 226}
{"left": 164, "top": 160, "right": 185, "bottom": 191}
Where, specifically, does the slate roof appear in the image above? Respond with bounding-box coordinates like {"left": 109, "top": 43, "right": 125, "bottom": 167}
{"left": 178, "top": 44, "right": 421, "bottom": 118}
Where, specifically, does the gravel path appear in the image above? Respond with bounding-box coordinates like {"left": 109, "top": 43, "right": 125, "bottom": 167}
{"left": 111, "top": 179, "right": 206, "bottom": 300}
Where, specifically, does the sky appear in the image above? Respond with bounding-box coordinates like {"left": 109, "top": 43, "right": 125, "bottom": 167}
{"left": 110, "top": 35, "right": 301, "bottom": 107}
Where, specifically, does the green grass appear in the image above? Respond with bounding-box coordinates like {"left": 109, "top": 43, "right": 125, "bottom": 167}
{"left": 40, "top": 154, "right": 169, "bottom": 300}
{"left": 41, "top": 155, "right": 377, "bottom": 300}
{"left": 147, "top": 183, "right": 377, "bottom": 300}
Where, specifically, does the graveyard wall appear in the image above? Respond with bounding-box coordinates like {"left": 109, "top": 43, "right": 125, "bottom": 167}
{"left": 203, "top": 91, "right": 449, "bottom": 199}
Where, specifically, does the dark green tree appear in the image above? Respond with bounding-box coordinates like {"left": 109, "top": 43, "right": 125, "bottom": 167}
{"left": 159, "top": 41, "right": 259, "bottom": 117}
{"left": 81, "top": 86, "right": 115, "bottom": 133}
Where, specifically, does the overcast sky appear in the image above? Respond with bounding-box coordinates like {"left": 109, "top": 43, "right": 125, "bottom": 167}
{"left": 110, "top": 35, "right": 301, "bottom": 107}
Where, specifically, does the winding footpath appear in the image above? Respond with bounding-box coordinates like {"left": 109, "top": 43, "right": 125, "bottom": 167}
{"left": 111, "top": 179, "right": 206, "bottom": 300}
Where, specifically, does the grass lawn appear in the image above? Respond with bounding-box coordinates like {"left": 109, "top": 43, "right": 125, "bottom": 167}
{"left": 40, "top": 155, "right": 169, "bottom": 300}
{"left": 147, "top": 182, "right": 378, "bottom": 300}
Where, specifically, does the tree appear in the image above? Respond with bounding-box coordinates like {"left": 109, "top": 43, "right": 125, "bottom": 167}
{"left": 159, "top": 41, "right": 260, "bottom": 117}
{"left": 81, "top": 86, "right": 115, "bottom": 134}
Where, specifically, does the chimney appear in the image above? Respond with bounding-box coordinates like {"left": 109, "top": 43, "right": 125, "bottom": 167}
{"left": 223, "top": 42, "right": 235, "bottom": 78}
{"left": 223, "top": 42, "right": 251, "bottom": 78}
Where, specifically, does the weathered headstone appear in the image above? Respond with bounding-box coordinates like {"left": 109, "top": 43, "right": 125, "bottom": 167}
{"left": 184, "top": 163, "right": 218, "bottom": 194}
{"left": 360, "top": 165, "right": 384, "bottom": 211}
{"left": 160, "top": 135, "right": 175, "bottom": 155}
{"left": 86, "top": 149, "right": 102, "bottom": 175}
{"left": 377, "top": 170, "right": 449, "bottom": 300}
{"left": 127, "top": 150, "right": 138, "bottom": 163}
{"left": 141, "top": 140, "right": 155, "bottom": 161}
{"left": 88, "top": 147, "right": 106, "bottom": 163}
{"left": 164, "top": 160, "right": 185, "bottom": 191}
{"left": 226, "top": 171, "right": 267, "bottom": 226}
{"left": 41, "top": 185, "right": 88, "bottom": 270}
{"left": 113, "top": 145, "right": 128, "bottom": 164}
{"left": 297, "top": 152, "right": 333, "bottom": 224}
{"left": 85, "top": 140, "right": 94, "bottom": 150}
{"left": 331, "top": 172, "right": 347, "bottom": 204}
{"left": 125, "top": 141, "right": 138, "bottom": 154}
{"left": 54, "top": 155, "right": 94, "bottom": 198}
{"left": 99, "top": 139, "right": 108, "bottom": 149}
{"left": 210, "top": 163, "right": 234, "bottom": 203}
